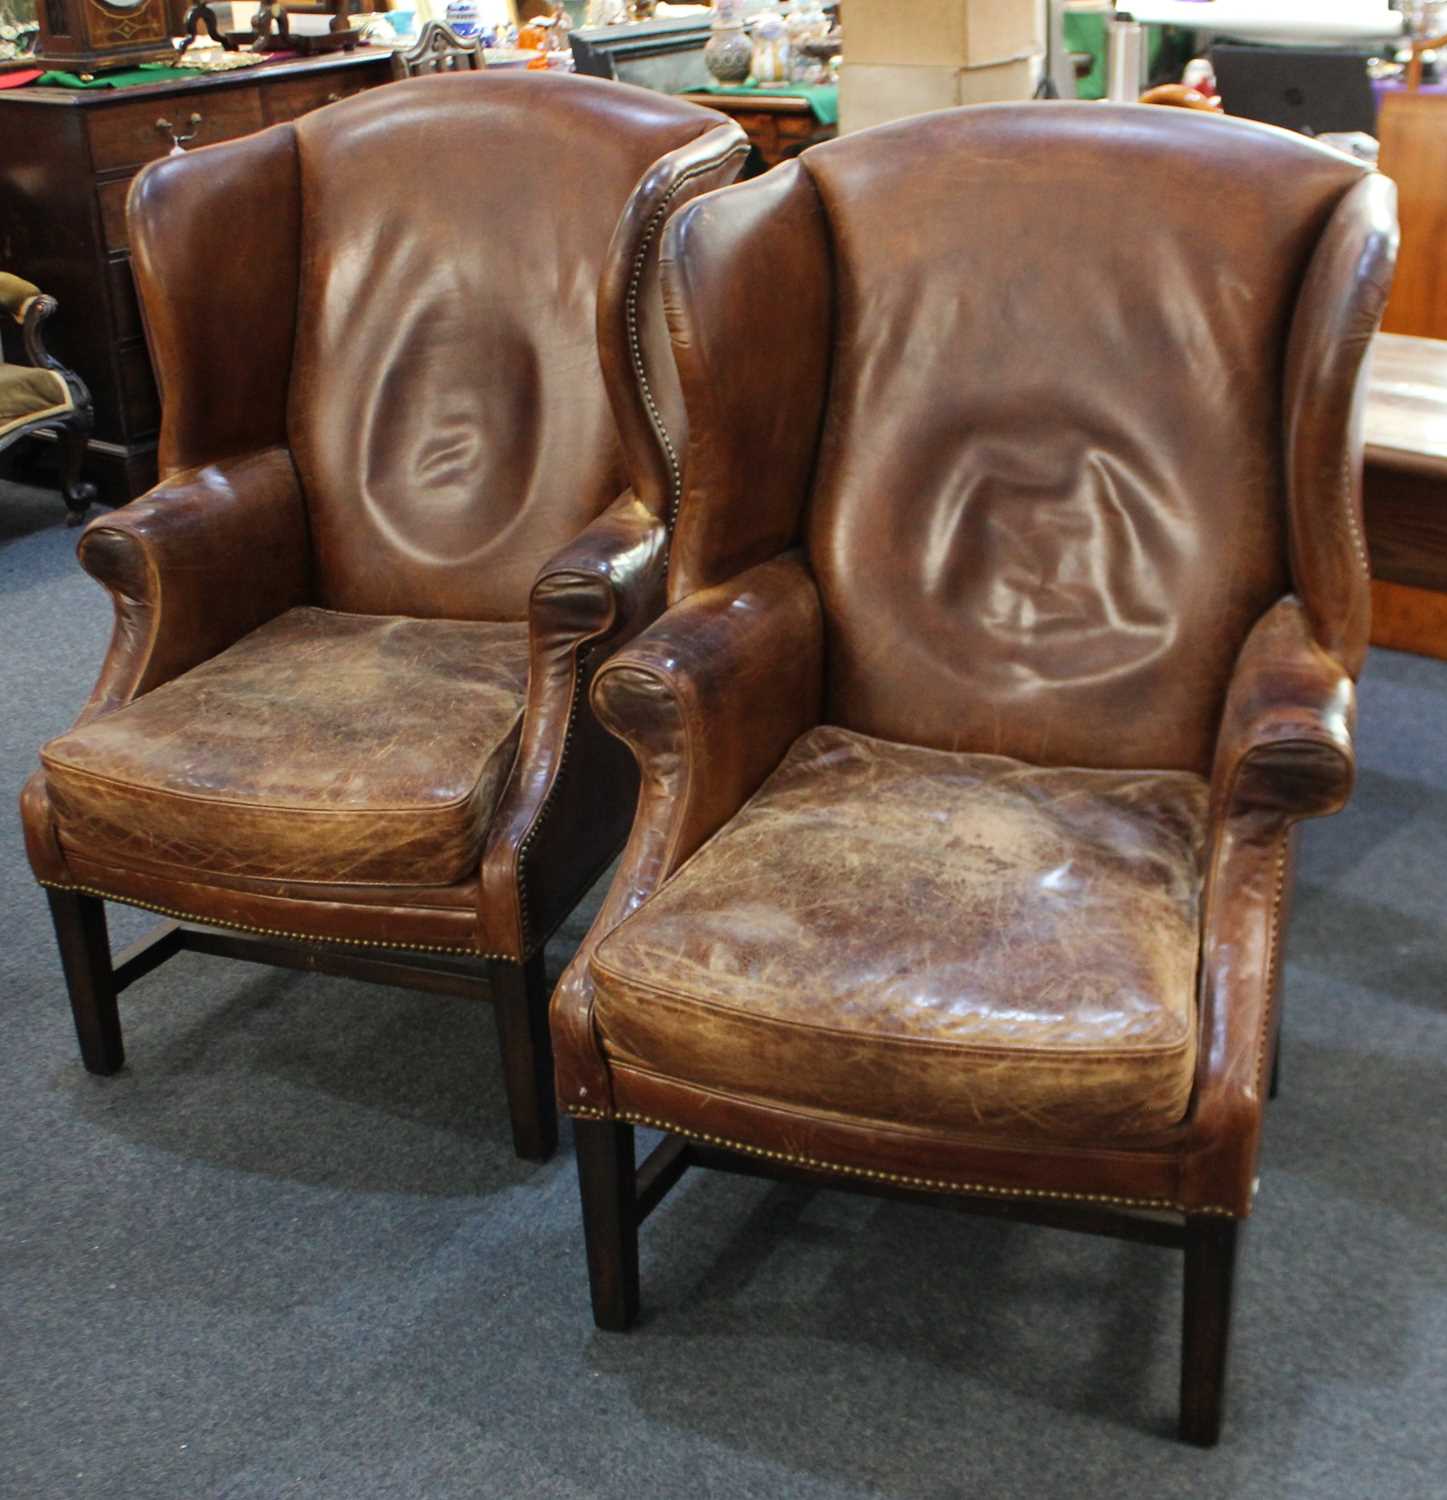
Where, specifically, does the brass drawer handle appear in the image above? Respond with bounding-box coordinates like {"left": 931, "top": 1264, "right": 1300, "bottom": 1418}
{"left": 155, "top": 112, "right": 203, "bottom": 154}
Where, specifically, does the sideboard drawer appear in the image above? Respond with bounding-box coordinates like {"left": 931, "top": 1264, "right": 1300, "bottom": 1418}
{"left": 87, "top": 87, "right": 266, "bottom": 172}
{"left": 263, "top": 70, "right": 379, "bottom": 125}
{"left": 97, "top": 177, "right": 134, "bottom": 252}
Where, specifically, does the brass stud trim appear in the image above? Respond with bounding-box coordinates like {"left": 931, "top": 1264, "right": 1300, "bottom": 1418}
{"left": 623, "top": 139, "right": 751, "bottom": 545}
{"left": 37, "top": 880, "right": 507, "bottom": 960}
{"left": 565, "top": 1105, "right": 1236, "bottom": 1218}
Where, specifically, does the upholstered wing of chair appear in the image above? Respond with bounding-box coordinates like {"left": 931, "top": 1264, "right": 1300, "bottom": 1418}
{"left": 21, "top": 73, "right": 747, "bottom": 1161}
{"left": 550, "top": 105, "right": 1397, "bottom": 1439}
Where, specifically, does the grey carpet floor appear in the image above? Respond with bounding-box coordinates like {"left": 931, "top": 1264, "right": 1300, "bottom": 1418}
{"left": 1, "top": 478, "right": 1444, "bottom": 1500}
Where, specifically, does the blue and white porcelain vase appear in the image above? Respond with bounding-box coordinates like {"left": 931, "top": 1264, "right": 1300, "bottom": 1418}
{"left": 445, "top": 0, "right": 481, "bottom": 40}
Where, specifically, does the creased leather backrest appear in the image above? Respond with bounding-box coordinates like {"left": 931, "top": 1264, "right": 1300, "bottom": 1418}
{"left": 288, "top": 73, "right": 728, "bottom": 620}
{"left": 800, "top": 104, "right": 1367, "bottom": 773}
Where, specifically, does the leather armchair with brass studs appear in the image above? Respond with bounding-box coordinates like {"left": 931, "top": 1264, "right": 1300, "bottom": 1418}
{"left": 20, "top": 72, "right": 748, "bottom": 1163}
{"left": 549, "top": 104, "right": 1398, "bottom": 1441}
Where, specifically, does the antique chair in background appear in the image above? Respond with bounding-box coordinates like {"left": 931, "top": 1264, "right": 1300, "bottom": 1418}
{"left": 551, "top": 105, "right": 1397, "bottom": 1439}
{"left": 21, "top": 74, "right": 746, "bottom": 1161}
{"left": 0, "top": 273, "right": 95, "bottom": 525}
{"left": 391, "top": 20, "right": 484, "bottom": 80}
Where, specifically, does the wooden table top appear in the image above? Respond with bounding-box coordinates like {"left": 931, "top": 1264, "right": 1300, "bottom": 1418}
{"left": 1366, "top": 332, "right": 1447, "bottom": 479}
{"left": 0, "top": 47, "right": 393, "bottom": 108}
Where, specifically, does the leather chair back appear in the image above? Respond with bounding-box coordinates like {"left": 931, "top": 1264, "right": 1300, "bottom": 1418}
{"left": 661, "top": 105, "right": 1393, "bottom": 773}
{"left": 128, "top": 73, "right": 742, "bottom": 620}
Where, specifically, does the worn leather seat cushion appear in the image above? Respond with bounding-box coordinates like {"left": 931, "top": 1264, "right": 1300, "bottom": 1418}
{"left": 591, "top": 725, "right": 1209, "bottom": 1141}
{"left": 43, "top": 607, "right": 530, "bottom": 887}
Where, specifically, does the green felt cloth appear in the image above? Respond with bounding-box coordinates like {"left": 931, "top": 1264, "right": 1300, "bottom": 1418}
{"left": 690, "top": 82, "right": 838, "bottom": 127}
{"left": 36, "top": 63, "right": 211, "bottom": 89}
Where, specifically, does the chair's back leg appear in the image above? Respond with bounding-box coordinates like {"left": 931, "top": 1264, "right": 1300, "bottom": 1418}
{"left": 46, "top": 889, "right": 123, "bottom": 1074}
{"left": 574, "top": 1117, "right": 640, "bottom": 1332}
{"left": 489, "top": 953, "right": 557, "bottom": 1162}
{"left": 1180, "top": 1215, "right": 1242, "bottom": 1446}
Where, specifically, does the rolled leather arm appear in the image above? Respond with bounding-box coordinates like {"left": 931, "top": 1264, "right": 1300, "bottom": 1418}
{"left": 75, "top": 446, "right": 309, "bottom": 723}
{"left": 1208, "top": 596, "right": 1356, "bottom": 825}
{"left": 477, "top": 490, "right": 670, "bottom": 959}
{"left": 1184, "top": 597, "right": 1356, "bottom": 1215}
{"left": 551, "top": 552, "right": 824, "bottom": 1116}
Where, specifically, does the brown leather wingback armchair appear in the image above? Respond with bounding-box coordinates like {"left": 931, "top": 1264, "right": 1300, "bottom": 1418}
{"left": 20, "top": 73, "right": 746, "bottom": 1162}
{"left": 550, "top": 104, "right": 1398, "bottom": 1441}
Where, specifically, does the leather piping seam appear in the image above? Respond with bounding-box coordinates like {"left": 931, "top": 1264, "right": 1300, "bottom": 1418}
{"left": 589, "top": 960, "right": 1198, "bottom": 1060}
{"left": 624, "top": 140, "right": 750, "bottom": 546}
{"left": 37, "top": 879, "right": 508, "bottom": 960}
{"left": 565, "top": 1105, "right": 1235, "bottom": 1218}
{"left": 41, "top": 758, "right": 501, "bottom": 817}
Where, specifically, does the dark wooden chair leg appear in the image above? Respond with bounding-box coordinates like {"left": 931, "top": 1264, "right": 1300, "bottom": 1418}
{"left": 57, "top": 418, "right": 97, "bottom": 525}
{"left": 574, "top": 1117, "right": 640, "bottom": 1332}
{"left": 46, "top": 888, "right": 123, "bottom": 1074}
{"left": 1179, "top": 1216, "right": 1241, "bottom": 1446}
{"left": 489, "top": 952, "right": 557, "bottom": 1162}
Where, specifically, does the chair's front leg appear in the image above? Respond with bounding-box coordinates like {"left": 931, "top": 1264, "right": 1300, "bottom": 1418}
{"left": 58, "top": 409, "right": 96, "bottom": 526}
{"left": 574, "top": 1117, "right": 639, "bottom": 1332}
{"left": 489, "top": 953, "right": 557, "bottom": 1162}
{"left": 46, "top": 889, "right": 123, "bottom": 1074}
{"left": 1179, "top": 1216, "right": 1242, "bottom": 1446}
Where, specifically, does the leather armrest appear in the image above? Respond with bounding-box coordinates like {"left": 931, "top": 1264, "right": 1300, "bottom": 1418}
{"left": 1208, "top": 597, "right": 1356, "bottom": 826}
{"left": 478, "top": 491, "right": 670, "bottom": 959}
{"left": 75, "top": 446, "right": 309, "bottom": 723}
{"left": 550, "top": 551, "right": 824, "bottom": 1115}
{"left": 1185, "top": 597, "right": 1355, "bottom": 1214}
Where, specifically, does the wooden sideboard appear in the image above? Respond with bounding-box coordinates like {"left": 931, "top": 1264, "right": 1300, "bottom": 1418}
{"left": 0, "top": 49, "right": 395, "bottom": 503}
{"left": 677, "top": 90, "right": 836, "bottom": 173}
{"left": 1365, "top": 331, "right": 1447, "bottom": 659}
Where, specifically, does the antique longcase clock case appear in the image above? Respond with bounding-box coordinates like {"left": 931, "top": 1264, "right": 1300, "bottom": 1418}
{"left": 35, "top": 0, "right": 174, "bottom": 73}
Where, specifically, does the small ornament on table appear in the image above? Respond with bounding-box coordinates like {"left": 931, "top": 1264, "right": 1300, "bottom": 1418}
{"left": 785, "top": 0, "right": 828, "bottom": 83}
{"left": 750, "top": 6, "right": 789, "bottom": 86}
{"left": 704, "top": 0, "right": 751, "bottom": 84}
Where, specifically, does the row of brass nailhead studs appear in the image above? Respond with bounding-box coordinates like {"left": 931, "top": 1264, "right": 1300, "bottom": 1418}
{"left": 511, "top": 144, "right": 745, "bottom": 952}
{"left": 625, "top": 141, "right": 752, "bottom": 544}
{"left": 1250, "top": 839, "right": 1291, "bottom": 1100}
{"left": 566, "top": 1105, "right": 1237, "bottom": 1218}
{"left": 39, "top": 881, "right": 508, "bottom": 960}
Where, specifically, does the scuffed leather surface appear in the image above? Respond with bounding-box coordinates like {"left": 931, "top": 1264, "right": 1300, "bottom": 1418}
{"left": 598, "top": 122, "right": 749, "bottom": 526}
{"left": 31, "top": 79, "right": 738, "bottom": 956}
{"left": 550, "top": 554, "right": 824, "bottom": 1114}
{"left": 61, "top": 855, "right": 484, "bottom": 952}
{"left": 73, "top": 448, "right": 310, "bottom": 722}
{"left": 1182, "top": 598, "right": 1356, "bottom": 1213}
{"left": 43, "top": 608, "right": 529, "bottom": 887}
{"left": 591, "top": 725, "right": 1206, "bottom": 1141}
{"left": 660, "top": 162, "right": 832, "bottom": 598}
{"left": 479, "top": 489, "right": 669, "bottom": 959}
{"left": 129, "top": 127, "right": 302, "bottom": 479}
{"left": 1285, "top": 173, "right": 1400, "bottom": 679}
{"left": 287, "top": 74, "right": 734, "bottom": 621}
{"left": 798, "top": 105, "right": 1364, "bottom": 773}
{"left": 558, "top": 106, "right": 1397, "bottom": 1214}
